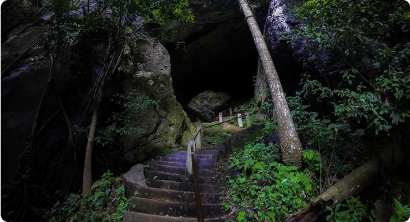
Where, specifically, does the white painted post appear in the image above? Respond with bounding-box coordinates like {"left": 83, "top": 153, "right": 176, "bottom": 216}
{"left": 229, "top": 108, "right": 233, "bottom": 116}
{"left": 238, "top": 113, "right": 243, "bottom": 128}
{"left": 195, "top": 124, "right": 202, "bottom": 151}
{"left": 219, "top": 112, "right": 223, "bottom": 123}
{"left": 246, "top": 113, "right": 251, "bottom": 127}
{"left": 186, "top": 140, "right": 196, "bottom": 175}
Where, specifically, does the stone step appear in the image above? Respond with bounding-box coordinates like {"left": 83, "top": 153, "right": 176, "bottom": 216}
{"left": 150, "top": 163, "right": 214, "bottom": 175}
{"left": 130, "top": 197, "right": 224, "bottom": 218}
{"left": 151, "top": 160, "right": 215, "bottom": 169}
{"left": 147, "top": 179, "right": 220, "bottom": 192}
{"left": 173, "top": 150, "right": 219, "bottom": 155}
{"left": 132, "top": 186, "right": 222, "bottom": 204}
{"left": 158, "top": 157, "right": 217, "bottom": 165}
{"left": 145, "top": 171, "right": 219, "bottom": 184}
{"left": 166, "top": 153, "right": 217, "bottom": 159}
{"left": 123, "top": 212, "right": 225, "bottom": 222}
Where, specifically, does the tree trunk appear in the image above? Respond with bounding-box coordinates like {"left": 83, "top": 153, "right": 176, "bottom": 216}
{"left": 286, "top": 145, "right": 406, "bottom": 222}
{"left": 82, "top": 78, "right": 105, "bottom": 196}
{"left": 238, "top": 0, "right": 303, "bottom": 167}
{"left": 82, "top": 42, "right": 125, "bottom": 196}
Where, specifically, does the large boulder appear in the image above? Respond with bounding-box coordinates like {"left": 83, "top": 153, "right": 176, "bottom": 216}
{"left": 122, "top": 38, "right": 195, "bottom": 165}
{"left": 188, "top": 90, "right": 232, "bottom": 113}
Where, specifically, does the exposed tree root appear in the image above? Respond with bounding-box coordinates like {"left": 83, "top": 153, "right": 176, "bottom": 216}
{"left": 286, "top": 145, "right": 407, "bottom": 222}
{"left": 35, "top": 107, "right": 60, "bottom": 137}
{"left": 28, "top": 57, "right": 53, "bottom": 173}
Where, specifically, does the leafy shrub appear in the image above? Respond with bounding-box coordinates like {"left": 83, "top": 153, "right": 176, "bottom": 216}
{"left": 48, "top": 170, "right": 129, "bottom": 222}
{"left": 96, "top": 92, "right": 156, "bottom": 147}
{"left": 303, "top": 149, "right": 327, "bottom": 173}
{"left": 389, "top": 198, "right": 410, "bottom": 222}
{"left": 203, "top": 131, "right": 232, "bottom": 145}
{"left": 326, "top": 197, "right": 367, "bottom": 222}
{"left": 227, "top": 143, "right": 314, "bottom": 221}
{"left": 283, "top": 0, "right": 410, "bottom": 135}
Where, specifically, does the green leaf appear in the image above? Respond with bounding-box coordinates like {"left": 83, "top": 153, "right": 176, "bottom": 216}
{"left": 253, "top": 161, "right": 265, "bottom": 172}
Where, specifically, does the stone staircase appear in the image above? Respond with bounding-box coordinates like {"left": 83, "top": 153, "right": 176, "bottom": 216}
{"left": 123, "top": 145, "right": 226, "bottom": 222}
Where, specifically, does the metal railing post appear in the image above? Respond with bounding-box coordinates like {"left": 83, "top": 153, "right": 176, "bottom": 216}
{"left": 246, "top": 113, "right": 251, "bottom": 127}
{"left": 195, "top": 124, "right": 202, "bottom": 151}
{"left": 237, "top": 113, "right": 243, "bottom": 128}
{"left": 185, "top": 140, "right": 195, "bottom": 175}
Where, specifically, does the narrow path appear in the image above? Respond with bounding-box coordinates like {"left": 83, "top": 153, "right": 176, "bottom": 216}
{"left": 123, "top": 145, "right": 227, "bottom": 221}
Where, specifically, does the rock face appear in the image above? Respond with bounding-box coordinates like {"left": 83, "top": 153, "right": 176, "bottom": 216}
{"left": 264, "top": 0, "right": 347, "bottom": 90}
{"left": 1, "top": 22, "right": 90, "bottom": 190}
{"left": 122, "top": 38, "right": 195, "bottom": 165}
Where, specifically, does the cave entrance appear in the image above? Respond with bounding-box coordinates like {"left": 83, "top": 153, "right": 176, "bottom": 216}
{"left": 165, "top": 18, "right": 259, "bottom": 113}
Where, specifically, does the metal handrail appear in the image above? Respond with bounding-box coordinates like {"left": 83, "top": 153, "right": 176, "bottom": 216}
{"left": 203, "top": 117, "right": 237, "bottom": 129}
{"left": 188, "top": 108, "right": 244, "bottom": 221}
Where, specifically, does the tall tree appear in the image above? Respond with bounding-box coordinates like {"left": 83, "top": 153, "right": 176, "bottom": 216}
{"left": 238, "top": 0, "right": 303, "bottom": 167}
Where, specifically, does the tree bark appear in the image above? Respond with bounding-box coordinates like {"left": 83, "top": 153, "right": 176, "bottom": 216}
{"left": 82, "top": 42, "right": 125, "bottom": 195}
{"left": 238, "top": 0, "right": 303, "bottom": 167}
{"left": 286, "top": 145, "right": 406, "bottom": 222}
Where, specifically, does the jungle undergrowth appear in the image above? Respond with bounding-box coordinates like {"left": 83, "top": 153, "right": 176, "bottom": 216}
{"left": 46, "top": 170, "right": 129, "bottom": 222}
{"left": 220, "top": 95, "right": 372, "bottom": 221}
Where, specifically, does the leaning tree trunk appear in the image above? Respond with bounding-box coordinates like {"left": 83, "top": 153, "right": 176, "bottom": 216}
{"left": 286, "top": 145, "right": 406, "bottom": 222}
{"left": 239, "top": 0, "right": 303, "bottom": 167}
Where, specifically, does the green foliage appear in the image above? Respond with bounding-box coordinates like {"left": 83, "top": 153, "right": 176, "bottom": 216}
{"left": 227, "top": 143, "right": 314, "bottom": 221}
{"left": 46, "top": 0, "right": 194, "bottom": 55}
{"left": 389, "top": 198, "right": 410, "bottom": 222}
{"left": 326, "top": 197, "right": 367, "bottom": 222}
{"left": 237, "top": 211, "right": 247, "bottom": 222}
{"left": 95, "top": 92, "right": 156, "bottom": 147}
{"left": 287, "top": 93, "right": 360, "bottom": 151}
{"left": 283, "top": 0, "right": 410, "bottom": 135}
{"left": 203, "top": 130, "right": 232, "bottom": 145}
{"left": 261, "top": 118, "right": 278, "bottom": 136}
{"left": 48, "top": 170, "right": 129, "bottom": 222}
{"left": 203, "top": 122, "right": 222, "bottom": 129}
{"left": 303, "top": 149, "right": 326, "bottom": 173}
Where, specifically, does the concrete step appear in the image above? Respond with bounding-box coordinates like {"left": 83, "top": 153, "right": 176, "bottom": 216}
{"left": 158, "top": 156, "right": 217, "bottom": 165}
{"left": 130, "top": 197, "right": 224, "bottom": 218}
{"left": 147, "top": 179, "right": 220, "bottom": 193}
{"left": 148, "top": 167, "right": 215, "bottom": 178}
{"left": 150, "top": 163, "right": 214, "bottom": 175}
{"left": 145, "top": 171, "right": 219, "bottom": 184}
{"left": 151, "top": 160, "right": 215, "bottom": 169}
{"left": 172, "top": 150, "right": 219, "bottom": 155}
{"left": 133, "top": 186, "right": 222, "bottom": 204}
{"left": 166, "top": 153, "right": 217, "bottom": 159}
{"left": 123, "top": 212, "right": 225, "bottom": 222}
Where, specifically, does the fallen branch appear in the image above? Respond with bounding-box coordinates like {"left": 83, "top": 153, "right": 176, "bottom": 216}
{"left": 286, "top": 145, "right": 407, "bottom": 222}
